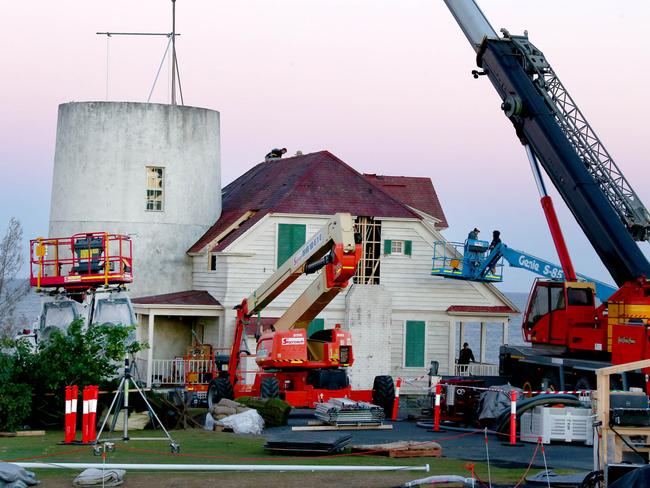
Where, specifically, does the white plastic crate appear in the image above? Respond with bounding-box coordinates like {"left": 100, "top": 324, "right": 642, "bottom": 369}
{"left": 520, "top": 406, "right": 593, "bottom": 445}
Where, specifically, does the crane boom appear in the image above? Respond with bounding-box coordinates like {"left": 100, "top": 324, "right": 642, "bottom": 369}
{"left": 444, "top": 0, "right": 650, "bottom": 286}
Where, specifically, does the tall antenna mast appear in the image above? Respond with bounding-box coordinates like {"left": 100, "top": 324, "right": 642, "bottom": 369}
{"left": 96, "top": 0, "right": 184, "bottom": 105}
{"left": 171, "top": 0, "right": 177, "bottom": 105}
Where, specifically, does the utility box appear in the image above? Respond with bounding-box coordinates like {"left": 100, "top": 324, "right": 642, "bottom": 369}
{"left": 520, "top": 406, "right": 593, "bottom": 445}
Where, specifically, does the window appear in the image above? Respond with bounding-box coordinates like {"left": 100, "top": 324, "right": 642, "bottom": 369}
{"left": 307, "top": 318, "right": 325, "bottom": 338}
{"left": 146, "top": 166, "right": 164, "bottom": 211}
{"left": 277, "top": 223, "right": 306, "bottom": 267}
{"left": 354, "top": 216, "right": 381, "bottom": 285}
{"left": 210, "top": 254, "right": 217, "bottom": 271}
{"left": 404, "top": 320, "right": 425, "bottom": 367}
{"left": 525, "top": 285, "right": 550, "bottom": 329}
{"left": 384, "top": 239, "right": 412, "bottom": 256}
{"left": 567, "top": 287, "right": 594, "bottom": 306}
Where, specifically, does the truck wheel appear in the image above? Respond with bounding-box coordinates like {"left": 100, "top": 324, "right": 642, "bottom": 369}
{"left": 540, "top": 374, "right": 560, "bottom": 392}
{"left": 521, "top": 380, "right": 534, "bottom": 397}
{"left": 372, "top": 375, "right": 395, "bottom": 418}
{"left": 260, "top": 377, "right": 279, "bottom": 398}
{"left": 207, "top": 377, "right": 234, "bottom": 409}
{"left": 574, "top": 376, "right": 593, "bottom": 392}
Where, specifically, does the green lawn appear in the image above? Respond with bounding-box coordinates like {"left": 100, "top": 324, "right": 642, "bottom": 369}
{"left": 0, "top": 430, "right": 538, "bottom": 486}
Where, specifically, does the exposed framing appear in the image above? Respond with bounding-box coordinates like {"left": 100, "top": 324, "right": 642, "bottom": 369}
{"left": 354, "top": 216, "right": 381, "bottom": 285}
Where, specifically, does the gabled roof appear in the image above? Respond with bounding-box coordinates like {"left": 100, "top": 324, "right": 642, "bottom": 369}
{"left": 363, "top": 174, "right": 448, "bottom": 228}
{"left": 132, "top": 290, "right": 221, "bottom": 307}
{"left": 189, "top": 150, "right": 424, "bottom": 254}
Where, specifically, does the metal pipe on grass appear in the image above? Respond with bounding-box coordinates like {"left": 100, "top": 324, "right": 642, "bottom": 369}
{"left": 16, "top": 463, "right": 430, "bottom": 472}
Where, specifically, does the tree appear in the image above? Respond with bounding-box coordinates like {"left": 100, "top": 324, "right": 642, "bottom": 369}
{"left": 1, "top": 318, "right": 146, "bottom": 430}
{"left": 0, "top": 218, "right": 29, "bottom": 339}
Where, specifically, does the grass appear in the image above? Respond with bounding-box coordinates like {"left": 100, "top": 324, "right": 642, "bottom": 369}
{"left": 1, "top": 430, "right": 544, "bottom": 485}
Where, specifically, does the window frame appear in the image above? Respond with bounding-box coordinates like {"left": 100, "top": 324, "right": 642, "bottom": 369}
{"left": 391, "top": 240, "right": 404, "bottom": 255}
{"left": 145, "top": 166, "right": 165, "bottom": 212}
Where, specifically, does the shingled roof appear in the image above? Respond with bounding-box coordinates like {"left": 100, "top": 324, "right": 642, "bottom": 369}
{"left": 132, "top": 290, "right": 221, "bottom": 307}
{"left": 189, "top": 150, "right": 442, "bottom": 254}
{"left": 363, "top": 174, "right": 448, "bottom": 228}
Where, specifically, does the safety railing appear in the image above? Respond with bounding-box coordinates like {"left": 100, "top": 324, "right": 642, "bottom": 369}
{"left": 454, "top": 362, "right": 499, "bottom": 377}
{"left": 146, "top": 358, "right": 218, "bottom": 387}
{"left": 431, "top": 240, "right": 504, "bottom": 282}
{"left": 30, "top": 232, "right": 133, "bottom": 289}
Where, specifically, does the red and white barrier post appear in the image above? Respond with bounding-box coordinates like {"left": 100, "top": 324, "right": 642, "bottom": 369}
{"left": 433, "top": 383, "right": 442, "bottom": 432}
{"left": 81, "top": 385, "right": 99, "bottom": 444}
{"left": 64, "top": 385, "right": 78, "bottom": 444}
{"left": 509, "top": 390, "right": 517, "bottom": 445}
{"left": 391, "top": 378, "right": 401, "bottom": 421}
{"left": 88, "top": 385, "right": 98, "bottom": 443}
{"left": 81, "top": 386, "right": 90, "bottom": 444}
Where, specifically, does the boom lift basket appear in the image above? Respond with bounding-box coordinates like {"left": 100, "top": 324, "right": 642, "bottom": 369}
{"left": 30, "top": 233, "right": 133, "bottom": 290}
{"left": 431, "top": 240, "right": 503, "bottom": 282}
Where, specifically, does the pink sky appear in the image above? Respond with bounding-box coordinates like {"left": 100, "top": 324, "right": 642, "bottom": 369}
{"left": 1, "top": 0, "right": 649, "bottom": 291}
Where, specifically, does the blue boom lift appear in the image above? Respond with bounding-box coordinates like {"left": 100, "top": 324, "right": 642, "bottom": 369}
{"left": 432, "top": 239, "right": 616, "bottom": 302}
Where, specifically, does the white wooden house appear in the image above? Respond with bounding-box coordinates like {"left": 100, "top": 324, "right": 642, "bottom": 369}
{"left": 133, "top": 151, "right": 517, "bottom": 392}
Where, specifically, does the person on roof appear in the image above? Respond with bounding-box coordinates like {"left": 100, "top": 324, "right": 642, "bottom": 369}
{"left": 265, "top": 148, "right": 287, "bottom": 161}
{"left": 467, "top": 227, "right": 480, "bottom": 240}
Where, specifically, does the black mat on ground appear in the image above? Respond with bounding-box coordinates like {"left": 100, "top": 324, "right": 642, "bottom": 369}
{"left": 264, "top": 433, "right": 352, "bottom": 454}
{"left": 526, "top": 470, "right": 590, "bottom": 486}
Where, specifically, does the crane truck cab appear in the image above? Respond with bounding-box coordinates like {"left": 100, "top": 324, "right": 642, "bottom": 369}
{"left": 523, "top": 279, "right": 605, "bottom": 354}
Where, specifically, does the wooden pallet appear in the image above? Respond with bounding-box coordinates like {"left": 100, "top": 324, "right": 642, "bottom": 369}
{"left": 352, "top": 441, "right": 442, "bottom": 458}
{"left": 0, "top": 430, "right": 46, "bottom": 437}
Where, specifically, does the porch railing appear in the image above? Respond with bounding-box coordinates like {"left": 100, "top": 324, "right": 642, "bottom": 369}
{"left": 454, "top": 362, "right": 499, "bottom": 377}
{"left": 141, "top": 358, "right": 215, "bottom": 386}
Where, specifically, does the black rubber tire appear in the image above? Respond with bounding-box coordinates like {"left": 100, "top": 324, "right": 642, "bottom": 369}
{"left": 207, "top": 377, "right": 234, "bottom": 409}
{"left": 260, "top": 376, "right": 280, "bottom": 399}
{"left": 540, "top": 373, "right": 560, "bottom": 392}
{"left": 372, "top": 375, "right": 395, "bottom": 418}
{"left": 574, "top": 375, "right": 593, "bottom": 391}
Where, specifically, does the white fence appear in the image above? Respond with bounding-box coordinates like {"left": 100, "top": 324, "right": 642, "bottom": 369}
{"left": 454, "top": 362, "right": 499, "bottom": 377}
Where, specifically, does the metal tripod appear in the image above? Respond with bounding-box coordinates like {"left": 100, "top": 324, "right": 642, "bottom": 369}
{"left": 95, "top": 358, "right": 180, "bottom": 453}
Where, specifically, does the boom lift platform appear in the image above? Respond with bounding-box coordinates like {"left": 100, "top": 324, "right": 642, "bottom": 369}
{"left": 432, "top": 239, "right": 616, "bottom": 302}
{"left": 25, "top": 233, "right": 136, "bottom": 343}
{"left": 207, "top": 213, "right": 395, "bottom": 412}
{"left": 30, "top": 232, "right": 132, "bottom": 290}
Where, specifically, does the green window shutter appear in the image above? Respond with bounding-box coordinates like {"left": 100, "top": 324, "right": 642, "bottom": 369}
{"left": 277, "top": 223, "right": 307, "bottom": 267}
{"left": 404, "top": 240, "right": 412, "bottom": 256}
{"left": 307, "top": 318, "right": 325, "bottom": 338}
{"left": 405, "top": 320, "right": 425, "bottom": 367}
{"left": 384, "top": 239, "right": 392, "bottom": 255}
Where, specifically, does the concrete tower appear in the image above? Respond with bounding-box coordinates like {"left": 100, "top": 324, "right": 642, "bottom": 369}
{"left": 49, "top": 101, "right": 221, "bottom": 297}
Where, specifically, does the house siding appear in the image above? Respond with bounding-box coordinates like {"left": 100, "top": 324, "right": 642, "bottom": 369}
{"left": 191, "top": 213, "right": 512, "bottom": 392}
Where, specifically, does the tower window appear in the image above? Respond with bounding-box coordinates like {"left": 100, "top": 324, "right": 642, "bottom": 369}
{"left": 146, "top": 166, "right": 164, "bottom": 211}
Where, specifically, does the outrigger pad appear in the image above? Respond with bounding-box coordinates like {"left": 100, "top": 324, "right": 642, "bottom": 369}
{"left": 264, "top": 433, "right": 352, "bottom": 454}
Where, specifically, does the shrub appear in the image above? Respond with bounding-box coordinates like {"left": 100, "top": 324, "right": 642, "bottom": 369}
{"left": 2, "top": 318, "right": 146, "bottom": 428}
